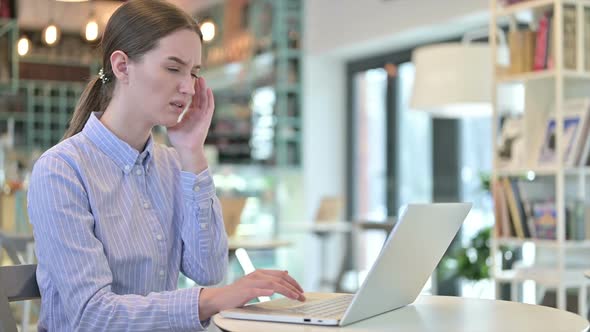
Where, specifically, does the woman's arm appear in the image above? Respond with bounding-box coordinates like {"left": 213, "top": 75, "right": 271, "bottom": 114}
{"left": 28, "top": 154, "right": 208, "bottom": 332}
{"left": 176, "top": 168, "right": 228, "bottom": 285}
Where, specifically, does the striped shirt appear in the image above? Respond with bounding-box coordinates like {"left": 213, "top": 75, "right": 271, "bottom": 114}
{"left": 27, "top": 112, "right": 228, "bottom": 331}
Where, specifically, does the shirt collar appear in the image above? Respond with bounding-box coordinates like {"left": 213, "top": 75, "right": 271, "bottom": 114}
{"left": 82, "top": 112, "right": 154, "bottom": 174}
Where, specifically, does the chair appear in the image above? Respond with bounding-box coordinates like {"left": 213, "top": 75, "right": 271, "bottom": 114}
{"left": 0, "top": 232, "right": 35, "bottom": 266}
{"left": 0, "top": 264, "right": 40, "bottom": 332}
{"left": 311, "top": 196, "right": 345, "bottom": 290}
{"left": 0, "top": 232, "right": 36, "bottom": 331}
{"left": 219, "top": 197, "right": 247, "bottom": 239}
{"left": 314, "top": 196, "right": 343, "bottom": 223}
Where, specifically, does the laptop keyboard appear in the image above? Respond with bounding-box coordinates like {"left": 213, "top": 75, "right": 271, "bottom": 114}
{"left": 285, "top": 295, "right": 354, "bottom": 318}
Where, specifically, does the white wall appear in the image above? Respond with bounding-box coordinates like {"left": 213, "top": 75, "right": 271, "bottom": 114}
{"left": 302, "top": 55, "right": 346, "bottom": 221}
{"left": 302, "top": 0, "right": 490, "bottom": 220}
{"left": 306, "top": 0, "right": 490, "bottom": 57}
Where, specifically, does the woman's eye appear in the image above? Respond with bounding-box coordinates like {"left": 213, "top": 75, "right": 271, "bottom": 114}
{"left": 167, "top": 68, "right": 180, "bottom": 72}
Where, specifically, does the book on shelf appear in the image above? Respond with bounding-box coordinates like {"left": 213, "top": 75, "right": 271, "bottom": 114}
{"left": 508, "top": 29, "right": 536, "bottom": 74}
{"left": 493, "top": 176, "right": 590, "bottom": 241}
{"left": 564, "top": 6, "right": 577, "bottom": 70}
{"left": 502, "top": 7, "right": 577, "bottom": 74}
{"left": 534, "top": 11, "right": 551, "bottom": 71}
{"left": 537, "top": 98, "right": 590, "bottom": 167}
{"left": 492, "top": 180, "right": 513, "bottom": 237}
{"left": 502, "top": 177, "right": 531, "bottom": 238}
{"left": 533, "top": 201, "right": 557, "bottom": 240}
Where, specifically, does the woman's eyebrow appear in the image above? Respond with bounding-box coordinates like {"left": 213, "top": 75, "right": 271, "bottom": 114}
{"left": 167, "top": 56, "right": 201, "bottom": 70}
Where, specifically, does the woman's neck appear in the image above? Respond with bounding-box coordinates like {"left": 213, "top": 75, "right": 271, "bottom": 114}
{"left": 100, "top": 98, "right": 152, "bottom": 152}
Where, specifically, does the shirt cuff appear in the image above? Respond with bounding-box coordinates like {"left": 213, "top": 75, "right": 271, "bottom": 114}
{"left": 181, "top": 168, "right": 216, "bottom": 203}
{"left": 167, "top": 287, "right": 209, "bottom": 331}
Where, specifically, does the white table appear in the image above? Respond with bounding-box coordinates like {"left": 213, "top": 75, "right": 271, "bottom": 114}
{"left": 225, "top": 238, "right": 291, "bottom": 282}
{"left": 213, "top": 295, "right": 589, "bottom": 332}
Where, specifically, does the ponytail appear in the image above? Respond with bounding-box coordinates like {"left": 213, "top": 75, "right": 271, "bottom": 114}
{"left": 62, "top": 76, "right": 109, "bottom": 140}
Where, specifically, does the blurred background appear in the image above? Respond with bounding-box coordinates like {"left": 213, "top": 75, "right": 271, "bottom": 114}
{"left": 2, "top": 0, "right": 590, "bottom": 330}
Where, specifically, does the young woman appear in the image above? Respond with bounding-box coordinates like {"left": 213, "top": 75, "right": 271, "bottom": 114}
{"left": 27, "top": 1, "right": 304, "bottom": 331}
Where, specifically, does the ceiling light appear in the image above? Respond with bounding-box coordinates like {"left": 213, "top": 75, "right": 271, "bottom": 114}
{"left": 17, "top": 36, "right": 30, "bottom": 56}
{"left": 85, "top": 19, "right": 99, "bottom": 41}
{"left": 43, "top": 23, "right": 60, "bottom": 46}
{"left": 200, "top": 19, "right": 216, "bottom": 43}
{"left": 410, "top": 29, "right": 510, "bottom": 118}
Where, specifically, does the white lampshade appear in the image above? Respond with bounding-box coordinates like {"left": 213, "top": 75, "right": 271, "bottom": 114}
{"left": 410, "top": 43, "right": 495, "bottom": 118}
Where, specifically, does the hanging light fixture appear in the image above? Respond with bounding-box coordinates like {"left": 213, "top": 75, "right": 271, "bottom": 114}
{"left": 85, "top": 7, "right": 99, "bottom": 42}
{"left": 43, "top": 22, "right": 60, "bottom": 46}
{"left": 200, "top": 18, "right": 216, "bottom": 43}
{"left": 17, "top": 36, "right": 30, "bottom": 56}
{"left": 85, "top": 18, "right": 99, "bottom": 42}
{"left": 410, "top": 28, "right": 510, "bottom": 118}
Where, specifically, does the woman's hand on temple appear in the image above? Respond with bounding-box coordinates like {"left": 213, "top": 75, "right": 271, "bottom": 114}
{"left": 198, "top": 269, "right": 306, "bottom": 321}
{"left": 167, "top": 76, "right": 214, "bottom": 173}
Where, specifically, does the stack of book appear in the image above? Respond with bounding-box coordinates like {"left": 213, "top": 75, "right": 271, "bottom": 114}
{"left": 504, "top": 6, "right": 580, "bottom": 74}
{"left": 493, "top": 177, "right": 590, "bottom": 241}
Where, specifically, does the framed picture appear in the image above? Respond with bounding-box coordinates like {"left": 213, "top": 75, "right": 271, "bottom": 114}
{"left": 538, "top": 109, "right": 588, "bottom": 166}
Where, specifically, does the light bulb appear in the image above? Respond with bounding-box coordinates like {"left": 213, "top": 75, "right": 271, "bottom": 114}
{"left": 201, "top": 21, "right": 215, "bottom": 43}
{"left": 85, "top": 19, "right": 99, "bottom": 41}
{"left": 17, "top": 37, "right": 30, "bottom": 56}
{"left": 43, "top": 24, "right": 60, "bottom": 46}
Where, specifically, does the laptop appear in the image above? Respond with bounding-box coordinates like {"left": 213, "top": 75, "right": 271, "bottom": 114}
{"left": 220, "top": 202, "right": 471, "bottom": 326}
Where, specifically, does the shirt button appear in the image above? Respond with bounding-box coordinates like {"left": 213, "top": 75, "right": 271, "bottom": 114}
{"left": 136, "top": 169, "right": 142, "bottom": 176}
{"left": 159, "top": 270, "right": 165, "bottom": 277}
{"left": 193, "top": 185, "right": 200, "bottom": 191}
{"left": 200, "top": 223, "right": 208, "bottom": 230}
{"left": 124, "top": 165, "right": 131, "bottom": 172}
{"left": 156, "top": 234, "right": 163, "bottom": 241}
{"left": 143, "top": 202, "right": 150, "bottom": 209}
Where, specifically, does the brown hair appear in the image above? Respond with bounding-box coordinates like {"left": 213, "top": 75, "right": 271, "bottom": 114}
{"left": 63, "top": 0, "right": 203, "bottom": 140}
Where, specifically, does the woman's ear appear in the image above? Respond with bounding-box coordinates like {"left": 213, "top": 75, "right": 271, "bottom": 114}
{"left": 110, "top": 50, "right": 129, "bottom": 84}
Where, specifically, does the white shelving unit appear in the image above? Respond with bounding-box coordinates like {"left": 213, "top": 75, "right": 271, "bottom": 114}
{"left": 490, "top": 0, "right": 590, "bottom": 314}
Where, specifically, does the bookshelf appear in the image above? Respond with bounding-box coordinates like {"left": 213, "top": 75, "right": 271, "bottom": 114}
{"left": 199, "top": 0, "right": 303, "bottom": 166}
{"left": 491, "top": 0, "right": 590, "bottom": 313}
{"left": 0, "top": 19, "right": 101, "bottom": 152}
{"left": 0, "top": 18, "right": 18, "bottom": 93}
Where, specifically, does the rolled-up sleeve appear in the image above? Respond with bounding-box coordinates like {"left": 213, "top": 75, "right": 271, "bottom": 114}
{"left": 178, "top": 168, "right": 228, "bottom": 286}
{"left": 28, "top": 155, "right": 208, "bottom": 331}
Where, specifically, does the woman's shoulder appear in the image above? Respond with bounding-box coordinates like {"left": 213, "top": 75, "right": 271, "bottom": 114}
{"left": 32, "top": 133, "right": 88, "bottom": 174}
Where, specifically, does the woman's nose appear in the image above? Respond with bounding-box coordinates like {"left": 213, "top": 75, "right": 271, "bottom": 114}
{"left": 180, "top": 75, "right": 196, "bottom": 95}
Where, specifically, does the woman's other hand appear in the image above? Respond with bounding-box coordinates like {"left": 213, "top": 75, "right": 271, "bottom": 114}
{"left": 167, "top": 77, "right": 214, "bottom": 173}
{"left": 198, "top": 269, "right": 306, "bottom": 320}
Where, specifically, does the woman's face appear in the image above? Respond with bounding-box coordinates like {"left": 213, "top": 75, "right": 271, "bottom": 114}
{"left": 126, "top": 28, "right": 202, "bottom": 127}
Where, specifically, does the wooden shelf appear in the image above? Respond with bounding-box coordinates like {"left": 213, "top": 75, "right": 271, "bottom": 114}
{"left": 497, "top": 70, "right": 590, "bottom": 83}
{"left": 495, "top": 166, "right": 590, "bottom": 176}
{"left": 494, "top": 267, "right": 590, "bottom": 287}
{"left": 497, "top": 0, "right": 590, "bottom": 17}
{"left": 0, "top": 112, "right": 29, "bottom": 121}
{"left": 494, "top": 237, "right": 590, "bottom": 249}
